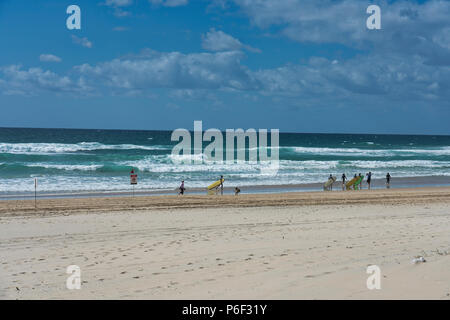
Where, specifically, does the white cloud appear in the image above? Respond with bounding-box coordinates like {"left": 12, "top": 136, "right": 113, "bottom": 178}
{"left": 230, "top": 0, "right": 450, "bottom": 65}
{"left": 39, "top": 54, "right": 62, "bottom": 63}
{"left": 105, "top": 0, "right": 133, "bottom": 7}
{"left": 0, "top": 65, "right": 89, "bottom": 95}
{"left": 75, "top": 49, "right": 258, "bottom": 91}
{"left": 202, "top": 28, "right": 260, "bottom": 53}
{"left": 2, "top": 41, "right": 449, "bottom": 106}
{"left": 71, "top": 35, "right": 93, "bottom": 48}
{"left": 148, "top": 0, "right": 188, "bottom": 7}
{"left": 103, "top": 0, "right": 133, "bottom": 16}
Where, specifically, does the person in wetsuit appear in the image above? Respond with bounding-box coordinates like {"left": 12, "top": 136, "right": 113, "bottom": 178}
{"left": 366, "top": 172, "right": 372, "bottom": 190}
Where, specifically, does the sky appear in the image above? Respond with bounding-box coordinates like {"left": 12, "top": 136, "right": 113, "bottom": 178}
{"left": 0, "top": 0, "right": 449, "bottom": 134}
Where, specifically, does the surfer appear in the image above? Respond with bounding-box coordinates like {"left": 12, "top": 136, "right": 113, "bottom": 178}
{"left": 341, "top": 173, "right": 347, "bottom": 190}
{"left": 220, "top": 175, "right": 224, "bottom": 195}
{"left": 366, "top": 172, "right": 372, "bottom": 190}
{"left": 234, "top": 187, "right": 240, "bottom": 195}
{"left": 329, "top": 174, "right": 333, "bottom": 190}
{"left": 357, "top": 173, "right": 362, "bottom": 190}
{"left": 386, "top": 173, "right": 391, "bottom": 189}
{"left": 179, "top": 180, "right": 185, "bottom": 195}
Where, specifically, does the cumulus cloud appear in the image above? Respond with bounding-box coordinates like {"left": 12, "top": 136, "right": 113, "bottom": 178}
{"left": 254, "top": 54, "right": 450, "bottom": 101}
{"left": 231, "top": 0, "right": 450, "bottom": 65}
{"left": 0, "top": 65, "right": 89, "bottom": 95}
{"left": 2, "top": 46, "right": 449, "bottom": 105}
{"left": 71, "top": 35, "right": 93, "bottom": 48}
{"left": 75, "top": 49, "right": 258, "bottom": 91}
{"left": 202, "top": 29, "right": 261, "bottom": 53}
{"left": 39, "top": 54, "right": 62, "bottom": 63}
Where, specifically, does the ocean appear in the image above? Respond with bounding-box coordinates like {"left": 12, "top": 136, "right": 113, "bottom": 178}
{"left": 0, "top": 127, "right": 449, "bottom": 196}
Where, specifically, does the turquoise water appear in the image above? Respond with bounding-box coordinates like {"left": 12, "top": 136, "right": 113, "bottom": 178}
{"left": 0, "top": 127, "right": 449, "bottom": 194}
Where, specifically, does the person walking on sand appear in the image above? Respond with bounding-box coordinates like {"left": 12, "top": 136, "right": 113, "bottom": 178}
{"left": 366, "top": 172, "right": 372, "bottom": 190}
{"left": 386, "top": 172, "right": 391, "bottom": 189}
{"left": 341, "top": 173, "right": 347, "bottom": 190}
{"left": 220, "top": 175, "right": 224, "bottom": 195}
{"left": 329, "top": 174, "right": 333, "bottom": 191}
{"left": 179, "top": 180, "right": 185, "bottom": 195}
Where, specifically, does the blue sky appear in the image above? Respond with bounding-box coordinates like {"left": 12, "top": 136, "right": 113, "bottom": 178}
{"left": 0, "top": 0, "right": 449, "bottom": 134}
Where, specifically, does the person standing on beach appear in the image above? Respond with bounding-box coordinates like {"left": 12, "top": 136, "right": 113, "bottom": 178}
{"left": 329, "top": 174, "right": 333, "bottom": 191}
{"left": 358, "top": 173, "right": 363, "bottom": 190}
{"left": 341, "top": 173, "right": 347, "bottom": 190}
{"left": 366, "top": 172, "right": 372, "bottom": 190}
{"left": 220, "top": 175, "right": 224, "bottom": 195}
{"left": 179, "top": 180, "right": 185, "bottom": 195}
{"left": 386, "top": 173, "right": 391, "bottom": 189}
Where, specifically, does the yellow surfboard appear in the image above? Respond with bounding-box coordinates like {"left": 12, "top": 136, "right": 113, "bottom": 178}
{"left": 207, "top": 178, "right": 224, "bottom": 190}
{"left": 323, "top": 176, "right": 336, "bottom": 189}
{"left": 346, "top": 176, "right": 359, "bottom": 190}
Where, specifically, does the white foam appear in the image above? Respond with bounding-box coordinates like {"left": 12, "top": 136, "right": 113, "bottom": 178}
{"left": 0, "top": 142, "right": 169, "bottom": 154}
{"left": 27, "top": 163, "right": 103, "bottom": 171}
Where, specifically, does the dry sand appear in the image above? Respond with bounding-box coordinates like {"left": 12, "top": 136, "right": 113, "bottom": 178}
{"left": 0, "top": 187, "right": 449, "bottom": 299}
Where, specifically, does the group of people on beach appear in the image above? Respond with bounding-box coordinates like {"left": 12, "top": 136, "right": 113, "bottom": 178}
{"left": 179, "top": 175, "right": 241, "bottom": 196}
{"left": 329, "top": 172, "right": 391, "bottom": 190}
{"left": 178, "top": 171, "right": 392, "bottom": 195}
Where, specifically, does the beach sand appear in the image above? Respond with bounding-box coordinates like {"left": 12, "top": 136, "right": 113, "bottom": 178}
{"left": 0, "top": 187, "right": 449, "bottom": 299}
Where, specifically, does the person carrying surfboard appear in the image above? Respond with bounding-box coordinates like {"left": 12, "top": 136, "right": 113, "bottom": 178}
{"left": 341, "top": 173, "right": 347, "bottom": 190}
{"left": 386, "top": 172, "right": 391, "bottom": 189}
{"left": 329, "top": 174, "right": 333, "bottom": 191}
{"left": 220, "top": 175, "right": 224, "bottom": 195}
{"left": 357, "top": 173, "right": 363, "bottom": 190}
{"left": 366, "top": 172, "right": 372, "bottom": 190}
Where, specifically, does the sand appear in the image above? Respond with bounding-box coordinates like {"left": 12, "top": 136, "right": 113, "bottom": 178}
{"left": 0, "top": 187, "right": 449, "bottom": 299}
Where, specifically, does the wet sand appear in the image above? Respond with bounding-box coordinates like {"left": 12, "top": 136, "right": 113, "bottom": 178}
{"left": 0, "top": 187, "right": 449, "bottom": 299}
{"left": 2, "top": 175, "right": 449, "bottom": 200}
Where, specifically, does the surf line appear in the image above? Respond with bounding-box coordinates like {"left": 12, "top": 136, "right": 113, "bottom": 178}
{"left": 171, "top": 121, "right": 280, "bottom": 174}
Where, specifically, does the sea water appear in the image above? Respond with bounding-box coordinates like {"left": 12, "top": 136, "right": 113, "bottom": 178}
{"left": 0, "top": 127, "right": 449, "bottom": 195}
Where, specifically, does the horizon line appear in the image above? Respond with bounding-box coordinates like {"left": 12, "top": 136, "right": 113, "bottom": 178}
{"left": 0, "top": 126, "right": 449, "bottom": 137}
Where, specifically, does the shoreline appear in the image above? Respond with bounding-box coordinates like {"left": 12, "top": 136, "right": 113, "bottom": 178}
{"left": 1, "top": 185, "right": 450, "bottom": 218}
{"left": 1, "top": 175, "right": 450, "bottom": 201}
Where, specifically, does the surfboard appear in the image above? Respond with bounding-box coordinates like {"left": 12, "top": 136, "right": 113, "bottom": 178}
{"left": 207, "top": 178, "right": 224, "bottom": 190}
{"left": 323, "top": 176, "right": 336, "bottom": 189}
{"left": 354, "top": 176, "right": 364, "bottom": 189}
{"left": 346, "top": 176, "right": 359, "bottom": 190}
